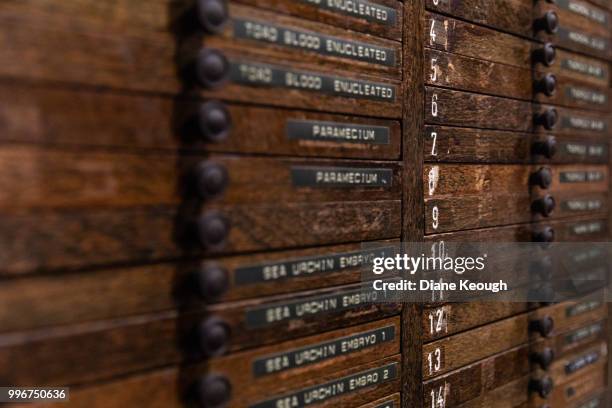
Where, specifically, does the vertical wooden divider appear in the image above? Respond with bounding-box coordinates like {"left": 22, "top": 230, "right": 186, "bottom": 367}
{"left": 402, "top": 1, "right": 425, "bottom": 407}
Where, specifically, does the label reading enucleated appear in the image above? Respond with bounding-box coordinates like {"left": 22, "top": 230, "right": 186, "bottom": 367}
{"left": 562, "top": 116, "right": 607, "bottom": 132}
{"left": 565, "top": 322, "right": 603, "bottom": 345}
{"left": 561, "top": 59, "right": 606, "bottom": 79}
{"left": 292, "top": 166, "right": 393, "bottom": 187}
{"left": 233, "top": 19, "right": 396, "bottom": 66}
{"left": 298, "top": 0, "right": 397, "bottom": 25}
{"left": 565, "top": 351, "right": 600, "bottom": 374}
{"left": 558, "top": 27, "right": 608, "bottom": 52}
{"left": 249, "top": 363, "right": 398, "bottom": 408}
{"left": 235, "top": 246, "right": 396, "bottom": 286}
{"left": 556, "top": 0, "right": 608, "bottom": 25}
{"left": 564, "top": 143, "right": 606, "bottom": 157}
{"left": 230, "top": 61, "right": 396, "bottom": 102}
{"left": 286, "top": 120, "right": 390, "bottom": 145}
{"left": 252, "top": 325, "right": 395, "bottom": 376}
{"left": 566, "top": 87, "right": 607, "bottom": 104}
{"left": 245, "top": 288, "right": 382, "bottom": 329}
{"left": 566, "top": 296, "right": 602, "bottom": 316}
{"left": 560, "top": 171, "right": 604, "bottom": 183}
{"left": 562, "top": 199, "right": 602, "bottom": 211}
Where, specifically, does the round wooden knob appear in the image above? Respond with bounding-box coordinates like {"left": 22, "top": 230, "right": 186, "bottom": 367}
{"left": 531, "top": 167, "right": 553, "bottom": 189}
{"left": 533, "top": 226, "right": 555, "bottom": 243}
{"left": 535, "top": 11, "right": 559, "bottom": 34}
{"left": 533, "top": 43, "right": 556, "bottom": 66}
{"left": 535, "top": 107, "right": 558, "bottom": 130}
{"left": 531, "top": 347, "right": 555, "bottom": 370}
{"left": 196, "top": 264, "right": 229, "bottom": 301}
{"left": 197, "top": 0, "right": 229, "bottom": 34}
{"left": 196, "top": 374, "right": 232, "bottom": 408}
{"left": 195, "top": 161, "right": 229, "bottom": 198}
{"left": 532, "top": 194, "right": 556, "bottom": 217}
{"left": 198, "top": 316, "right": 231, "bottom": 357}
{"left": 196, "top": 211, "right": 230, "bottom": 248}
{"left": 529, "top": 376, "right": 554, "bottom": 398}
{"left": 533, "top": 136, "right": 557, "bottom": 159}
{"left": 535, "top": 73, "right": 557, "bottom": 96}
{"left": 530, "top": 316, "right": 555, "bottom": 337}
{"left": 196, "top": 49, "right": 229, "bottom": 89}
{"left": 198, "top": 101, "right": 231, "bottom": 143}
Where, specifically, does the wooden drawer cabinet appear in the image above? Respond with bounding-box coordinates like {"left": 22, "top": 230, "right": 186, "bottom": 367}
{"left": 0, "top": 1, "right": 609, "bottom": 407}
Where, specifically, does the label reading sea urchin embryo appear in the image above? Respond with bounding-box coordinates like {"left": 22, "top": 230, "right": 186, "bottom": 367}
{"left": 245, "top": 288, "right": 381, "bottom": 328}
{"left": 291, "top": 166, "right": 393, "bottom": 187}
{"left": 562, "top": 116, "right": 607, "bottom": 132}
{"left": 249, "top": 363, "right": 398, "bottom": 408}
{"left": 299, "top": 0, "right": 397, "bottom": 25}
{"left": 233, "top": 20, "right": 396, "bottom": 66}
{"left": 286, "top": 120, "right": 390, "bottom": 145}
{"left": 561, "top": 58, "right": 605, "bottom": 79}
{"left": 230, "top": 61, "right": 396, "bottom": 102}
{"left": 566, "top": 87, "right": 607, "bottom": 104}
{"left": 235, "top": 246, "right": 396, "bottom": 285}
{"left": 252, "top": 325, "right": 395, "bottom": 376}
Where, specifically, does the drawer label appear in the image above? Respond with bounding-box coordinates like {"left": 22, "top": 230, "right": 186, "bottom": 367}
{"left": 557, "top": 0, "right": 608, "bottom": 24}
{"left": 560, "top": 171, "right": 604, "bottom": 183}
{"left": 565, "top": 322, "right": 603, "bottom": 345}
{"left": 235, "top": 246, "right": 396, "bottom": 285}
{"left": 558, "top": 27, "right": 608, "bottom": 52}
{"left": 564, "top": 143, "right": 606, "bottom": 157}
{"left": 562, "top": 198, "right": 603, "bottom": 211}
{"left": 298, "top": 0, "right": 397, "bottom": 25}
{"left": 234, "top": 19, "right": 396, "bottom": 66}
{"left": 565, "top": 350, "right": 600, "bottom": 374}
{"left": 291, "top": 166, "right": 393, "bottom": 187}
{"left": 561, "top": 116, "right": 607, "bottom": 132}
{"left": 566, "top": 297, "right": 602, "bottom": 316}
{"left": 566, "top": 87, "right": 607, "bottom": 104}
{"left": 286, "top": 120, "right": 390, "bottom": 144}
{"left": 570, "top": 221, "right": 604, "bottom": 236}
{"left": 230, "top": 61, "right": 396, "bottom": 102}
{"left": 245, "top": 288, "right": 383, "bottom": 328}
{"left": 250, "top": 362, "right": 398, "bottom": 408}
{"left": 374, "top": 403, "right": 394, "bottom": 408}
{"left": 252, "top": 325, "right": 395, "bottom": 376}
{"left": 561, "top": 58, "right": 606, "bottom": 79}
{"left": 578, "top": 396, "right": 601, "bottom": 408}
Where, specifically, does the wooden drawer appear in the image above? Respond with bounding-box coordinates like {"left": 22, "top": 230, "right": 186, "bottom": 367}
{"left": 8, "top": 355, "right": 402, "bottom": 408}
{"left": 425, "top": 87, "right": 611, "bottom": 136}
{"left": 552, "top": 49, "right": 610, "bottom": 87}
{"left": 424, "top": 126, "right": 609, "bottom": 164}
{"left": 423, "top": 164, "right": 608, "bottom": 233}
{"left": 0, "top": 83, "right": 402, "bottom": 158}
{"left": 423, "top": 346, "right": 530, "bottom": 408}
{"left": 205, "top": 3, "right": 402, "bottom": 80}
{"left": 425, "top": 48, "right": 610, "bottom": 111}
{"left": 533, "top": 319, "right": 608, "bottom": 360}
{"left": 530, "top": 365, "right": 605, "bottom": 407}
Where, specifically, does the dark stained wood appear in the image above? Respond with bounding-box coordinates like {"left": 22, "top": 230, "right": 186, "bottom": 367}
{"left": 424, "top": 125, "right": 609, "bottom": 164}
{"left": 530, "top": 366, "right": 605, "bottom": 407}
{"left": 0, "top": 82, "right": 402, "bottom": 158}
{"left": 425, "top": 87, "right": 611, "bottom": 136}
{"left": 422, "top": 313, "right": 530, "bottom": 379}
{"left": 423, "top": 345, "right": 530, "bottom": 408}
{"left": 0, "top": 201, "right": 401, "bottom": 275}
{"left": 0, "top": 283, "right": 400, "bottom": 385}
{"left": 424, "top": 48, "right": 610, "bottom": 111}
{"left": 13, "top": 355, "right": 402, "bottom": 408}
{"left": 536, "top": 0, "right": 611, "bottom": 60}
{"left": 425, "top": 0, "right": 532, "bottom": 38}
{"left": 0, "top": 241, "right": 398, "bottom": 332}
{"left": 424, "top": 215, "right": 610, "bottom": 242}
{"left": 533, "top": 319, "right": 608, "bottom": 360}
{"left": 206, "top": 3, "right": 402, "bottom": 80}
{"left": 424, "top": 11, "right": 533, "bottom": 69}
{"left": 402, "top": 1, "right": 426, "bottom": 408}
{"left": 422, "top": 302, "right": 531, "bottom": 342}
{"left": 543, "top": 341, "right": 607, "bottom": 386}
